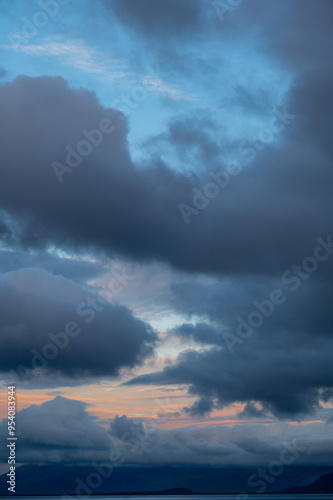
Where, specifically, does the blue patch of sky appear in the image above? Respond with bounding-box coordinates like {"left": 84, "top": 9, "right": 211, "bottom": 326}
{"left": 0, "top": 0, "right": 294, "bottom": 174}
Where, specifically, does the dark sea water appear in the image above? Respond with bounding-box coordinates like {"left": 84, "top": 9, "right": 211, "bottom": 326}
{"left": 12, "top": 496, "right": 333, "bottom": 500}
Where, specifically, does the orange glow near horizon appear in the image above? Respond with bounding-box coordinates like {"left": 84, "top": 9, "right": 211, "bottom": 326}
{"left": 1, "top": 385, "right": 330, "bottom": 430}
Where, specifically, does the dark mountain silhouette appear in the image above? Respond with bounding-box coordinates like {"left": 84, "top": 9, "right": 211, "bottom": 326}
{"left": 278, "top": 469, "right": 333, "bottom": 494}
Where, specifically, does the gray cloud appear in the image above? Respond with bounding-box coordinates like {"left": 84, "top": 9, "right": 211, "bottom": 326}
{"left": 131, "top": 263, "right": 333, "bottom": 420}
{"left": 0, "top": 268, "right": 156, "bottom": 384}
{"left": 239, "top": 403, "right": 268, "bottom": 420}
{"left": 0, "top": 219, "right": 10, "bottom": 240}
{"left": 0, "top": 71, "right": 333, "bottom": 277}
{"left": 173, "top": 323, "right": 225, "bottom": 346}
{"left": 1, "top": 0, "right": 333, "bottom": 437}
{"left": 126, "top": 339, "right": 333, "bottom": 419}
{"left": 1, "top": 397, "right": 333, "bottom": 466}
{"left": 0, "top": 396, "right": 113, "bottom": 464}
{"left": 104, "top": 0, "right": 203, "bottom": 38}
{"left": 184, "top": 396, "right": 215, "bottom": 417}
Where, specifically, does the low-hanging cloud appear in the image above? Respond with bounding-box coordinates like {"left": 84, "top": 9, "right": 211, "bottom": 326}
{"left": 1, "top": 397, "right": 333, "bottom": 466}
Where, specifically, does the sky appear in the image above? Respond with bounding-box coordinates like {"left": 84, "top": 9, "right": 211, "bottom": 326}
{"left": 1, "top": 0, "right": 333, "bottom": 471}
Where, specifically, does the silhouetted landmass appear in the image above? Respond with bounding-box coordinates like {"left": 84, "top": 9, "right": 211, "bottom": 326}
{"left": 278, "top": 470, "right": 333, "bottom": 494}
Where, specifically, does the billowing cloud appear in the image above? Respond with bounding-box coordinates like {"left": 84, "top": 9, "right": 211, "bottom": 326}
{"left": 125, "top": 232, "right": 333, "bottom": 419}
{"left": 127, "top": 334, "right": 333, "bottom": 420}
{"left": 0, "top": 396, "right": 113, "bottom": 464}
{"left": 0, "top": 71, "right": 333, "bottom": 278}
{"left": 0, "top": 268, "right": 156, "bottom": 384}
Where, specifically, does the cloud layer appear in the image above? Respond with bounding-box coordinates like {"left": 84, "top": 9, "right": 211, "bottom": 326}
{"left": 1, "top": 396, "right": 333, "bottom": 466}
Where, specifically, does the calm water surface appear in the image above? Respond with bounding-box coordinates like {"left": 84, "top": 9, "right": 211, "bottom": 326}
{"left": 12, "top": 496, "right": 333, "bottom": 500}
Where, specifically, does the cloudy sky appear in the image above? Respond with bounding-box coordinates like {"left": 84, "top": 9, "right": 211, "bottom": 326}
{"left": 1, "top": 0, "right": 333, "bottom": 469}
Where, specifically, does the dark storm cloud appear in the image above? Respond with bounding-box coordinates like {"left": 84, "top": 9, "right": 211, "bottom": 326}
{"left": 0, "top": 268, "right": 156, "bottom": 383}
{"left": 0, "top": 219, "right": 10, "bottom": 239}
{"left": 104, "top": 0, "right": 203, "bottom": 38}
{"left": 173, "top": 322, "right": 225, "bottom": 346}
{"left": 184, "top": 396, "right": 215, "bottom": 417}
{"left": 1, "top": 70, "right": 333, "bottom": 276}
{"left": 126, "top": 339, "right": 333, "bottom": 419}
{"left": 144, "top": 116, "right": 222, "bottom": 171}
{"left": 127, "top": 270, "right": 333, "bottom": 419}
{"left": 168, "top": 274, "right": 333, "bottom": 339}
{"left": 208, "top": 0, "right": 333, "bottom": 71}
{"left": 252, "top": 0, "right": 333, "bottom": 70}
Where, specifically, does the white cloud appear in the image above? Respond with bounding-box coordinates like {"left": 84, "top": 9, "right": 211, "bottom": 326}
{"left": 3, "top": 36, "right": 192, "bottom": 101}
{"left": 7, "top": 38, "right": 128, "bottom": 77}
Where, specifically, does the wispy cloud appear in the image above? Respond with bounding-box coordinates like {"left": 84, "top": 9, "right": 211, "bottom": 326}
{"left": 3, "top": 36, "right": 192, "bottom": 101}
{"left": 6, "top": 37, "right": 129, "bottom": 76}
{"left": 139, "top": 74, "right": 193, "bottom": 102}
